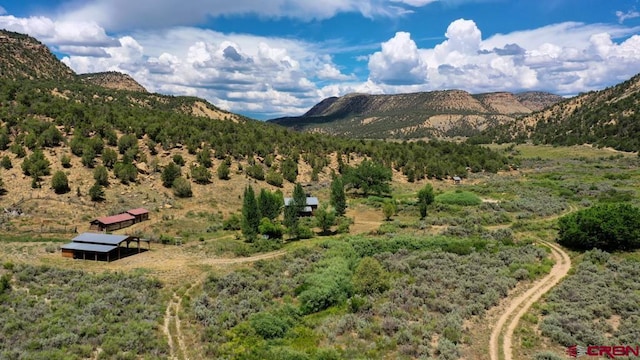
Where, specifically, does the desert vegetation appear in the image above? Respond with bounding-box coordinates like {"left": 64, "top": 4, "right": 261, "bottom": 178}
{"left": 0, "top": 262, "right": 167, "bottom": 359}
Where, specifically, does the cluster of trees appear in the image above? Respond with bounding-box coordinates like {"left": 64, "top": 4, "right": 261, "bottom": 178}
{"left": 239, "top": 177, "right": 349, "bottom": 241}
{"left": 557, "top": 203, "right": 640, "bottom": 251}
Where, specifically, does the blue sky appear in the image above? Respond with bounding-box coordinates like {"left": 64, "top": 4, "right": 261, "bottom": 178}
{"left": 1, "top": 0, "right": 639, "bottom": 119}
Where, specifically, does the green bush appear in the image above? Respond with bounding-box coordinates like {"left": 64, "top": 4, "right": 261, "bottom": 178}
{"left": 51, "top": 170, "right": 70, "bottom": 194}
{"left": 557, "top": 203, "right": 640, "bottom": 251}
{"left": 435, "top": 190, "right": 482, "bottom": 206}
{"left": 172, "top": 177, "right": 193, "bottom": 198}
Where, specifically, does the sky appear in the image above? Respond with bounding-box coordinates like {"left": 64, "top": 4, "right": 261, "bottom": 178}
{"left": 1, "top": 1, "right": 639, "bottom": 119}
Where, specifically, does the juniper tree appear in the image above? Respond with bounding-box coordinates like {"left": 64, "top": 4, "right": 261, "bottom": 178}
{"left": 417, "top": 183, "right": 435, "bottom": 219}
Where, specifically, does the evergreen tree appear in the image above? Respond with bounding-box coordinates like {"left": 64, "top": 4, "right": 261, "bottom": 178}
{"left": 241, "top": 186, "right": 260, "bottom": 242}
{"left": 330, "top": 176, "right": 347, "bottom": 216}
{"left": 285, "top": 183, "right": 306, "bottom": 238}
{"left": 417, "top": 183, "right": 435, "bottom": 219}
{"left": 162, "top": 162, "right": 181, "bottom": 188}
{"left": 51, "top": 170, "right": 70, "bottom": 194}
{"left": 258, "top": 189, "right": 283, "bottom": 221}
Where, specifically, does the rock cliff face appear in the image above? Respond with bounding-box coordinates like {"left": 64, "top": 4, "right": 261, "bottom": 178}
{"left": 270, "top": 89, "right": 563, "bottom": 139}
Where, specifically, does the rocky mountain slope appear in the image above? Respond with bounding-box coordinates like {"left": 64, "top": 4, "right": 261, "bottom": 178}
{"left": 269, "top": 90, "right": 563, "bottom": 139}
{"left": 0, "top": 30, "right": 75, "bottom": 80}
{"left": 79, "top": 72, "right": 148, "bottom": 93}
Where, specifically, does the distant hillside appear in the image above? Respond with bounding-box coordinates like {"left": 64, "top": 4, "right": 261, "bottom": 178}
{"left": 472, "top": 73, "right": 640, "bottom": 152}
{"left": 79, "top": 72, "right": 148, "bottom": 93}
{"left": 269, "top": 90, "right": 563, "bottom": 139}
{"left": 0, "top": 29, "right": 75, "bottom": 80}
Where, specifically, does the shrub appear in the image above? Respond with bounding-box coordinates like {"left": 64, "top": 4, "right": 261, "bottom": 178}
{"left": 223, "top": 213, "right": 242, "bottom": 230}
{"left": 435, "top": 191, "right": 482, "bottom": 206}
{"left": 51, "top": 171, "right": 70, "bottom": 194}
{"left": 217, "top": 161, "right": 230, "bottom": 180}
{"left": 172, "top": 154, "right": 185, "bottom": 166}
{"left": 162, "top": 162, "right": 181, "bottom": 188}
{"left": 89, "top": 182, "right": 105, "bottom": 202}
{"left": 114, "top": 162, "right": 137, "bottom": 184}
{"left": 265, "top": 169, "right": 283, "bottom": 187}
{"left": 191, "top": 165, "right": 212, "bottom": 184}
{"left": 557, "top": 203, "right": 640, "bottom": 251}
{"left": 250, "top": 312, "right": 289, "bottom": 339}
{"left": 93, "top": 165, "right": 109, "bottom": 186}
{"left": 172, "top": 177, "right": 192, "bottom": 198}
{"left": 60, "top": 154, "right": 71, "bottom": 168}
{"left": 246, "top": 164, "right": 265, "bottom": 181}
{"left": 0, "top": 155, "right": 12, "bottom": 169}
{"left": 258, "top": 218, "right": 284, "bottom": 239}
{"left": 353, "top": 257, "right": 389, "bottom": 295}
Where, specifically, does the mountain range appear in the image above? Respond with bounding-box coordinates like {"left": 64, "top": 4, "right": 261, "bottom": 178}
{"left": 269, "top": 90, "right": 564, "bottom": 139}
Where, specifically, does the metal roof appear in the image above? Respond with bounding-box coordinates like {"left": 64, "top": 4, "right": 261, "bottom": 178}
{"left": 126, "top": 208, "right": 149, "bottom": 216}
{"left": 93, "top": 213, "right": 135, "bottom": 225}
{"left": 61, "top": 242, "right": 118, "bottom": 253}
{"left": 284, "top": 197, "right": 319, "bottom": 207}
{"left": 72, "top": 233, "right": 130, "bottom": 245}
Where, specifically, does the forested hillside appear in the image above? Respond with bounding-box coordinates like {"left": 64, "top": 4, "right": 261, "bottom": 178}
{"left": 471, "top": 73, "right": 640, "bottom": 152}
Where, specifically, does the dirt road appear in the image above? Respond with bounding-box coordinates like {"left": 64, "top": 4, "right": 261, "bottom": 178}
{"left": 489, "top": 241, "right": 571, "bottom": 360}
{"left": 162, "top": 249, "right": 287, "bottom": 360}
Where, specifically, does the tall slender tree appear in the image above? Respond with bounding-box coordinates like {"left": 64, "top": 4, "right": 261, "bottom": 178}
{"left": 330, "top": 176, "right": 347, "bottom": 216}
{"left": 417, "top": 183, "right": 435, "bottom": 219}
{"left": 241, "top": 186, "right": 260, "bottom": 242}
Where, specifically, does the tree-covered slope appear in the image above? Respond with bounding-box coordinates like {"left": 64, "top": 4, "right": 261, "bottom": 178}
{"left": 472, "top": 73, "right": 640, "bottom": 152}
{"left": 0, "top": 30, "right": 75, "bottom": 81}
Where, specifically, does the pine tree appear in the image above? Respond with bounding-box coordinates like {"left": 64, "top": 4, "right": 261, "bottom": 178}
{"left": 89, "top": 182, "right": 105, "bottom": 201}
{"left": 241, "top": 186, "right": 260, "bottom": 242}
{"left": 417, "top": 183, "right": 435, "bottom": 219}
{"left": 330, "top": 176, "right": 347, "bottom": 216}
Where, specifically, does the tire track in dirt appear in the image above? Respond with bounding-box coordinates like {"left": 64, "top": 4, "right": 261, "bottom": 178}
{"left": 163, "top": 249, "right": 287, "bottom": 360}
{"left": 489, "top": 241, "right": 571, "bottom": 360}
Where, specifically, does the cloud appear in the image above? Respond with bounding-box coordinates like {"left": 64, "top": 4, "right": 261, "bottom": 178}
{"left": 365, "top": 19, "right": 640, "bottom": 96}
{"left": 57, "top": 0, "right": 416, "bottom": 31}
{"left": 0, "top": 6, "right": 6, "bottom": 15}
{"left": 368, "top": 32, "right": 428, "bottom": 85}
{"left": 616, "top": 9, "right": 640, "bottom": 24}
{"left": 0, "top": 14, "right": 118, "bottom": 47}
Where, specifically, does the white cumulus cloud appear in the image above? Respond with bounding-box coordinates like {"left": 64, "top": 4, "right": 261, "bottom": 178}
{"left": 368, "top": 32, "right": 428, "bottom": 85}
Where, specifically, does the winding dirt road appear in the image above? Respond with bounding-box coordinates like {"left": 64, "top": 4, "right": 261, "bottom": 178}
{"left": 489, "top": 241, "right": 571, "bottom": 360}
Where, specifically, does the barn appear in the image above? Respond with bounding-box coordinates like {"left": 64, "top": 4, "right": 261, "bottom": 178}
{"left": 90, "top": 213, "right": 135, "bottom": 232}
{"left": 127, "top": 208, "right": 150, "bottom": 223}
{"left": 61, "top": 233, "right": 150, "bottom": 262}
